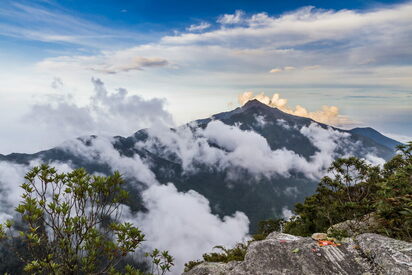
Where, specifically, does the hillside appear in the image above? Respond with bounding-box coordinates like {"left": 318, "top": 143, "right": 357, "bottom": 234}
{"left": 0, "top": 100, "right": 399, "bottom": 232}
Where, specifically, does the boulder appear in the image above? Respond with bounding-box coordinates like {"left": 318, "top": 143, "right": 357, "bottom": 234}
{"left": 183, "top": 232, "right": 372, "bottom": 275}
{"left": 327, "top": 213, "right": 381, "bottom": 237}
{"left": 356, "top": 233, "right": 412, "bottom": 275}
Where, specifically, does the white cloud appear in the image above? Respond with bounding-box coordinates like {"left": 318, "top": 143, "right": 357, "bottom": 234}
{"left": 186, "top": 22, "right": 211, "bottom": 32}
{"left": 91, "top": 56, "right": 168, "bottom": 74}
{"left": 281, "top": 206, "right": 294, "bottom": 221}
{"left": 269, "top": 68, "right": 283, "bottom": 73}
{"left": 133, "top": 183, "right": 249, "bottom": 274}
{"left": 276, "top": 119, "right": 291, "bottom": 130}
{"left": 284, "top": 66, "right": 296, "bottom": 71}
{"left": 217, "top": 10, "right": 245, "bottom": 24}
{"left": 0, "top": 2, "right": 144, "bottom": 48}
{"left": 304, "top": 65, "right": 321, "bottom": 70}
{"left": 25, "top": 78, "right": 174, "bottom": 143}
{"left": 0, "top": 160, "right": 73, "bottom": 223}
{"left": 60, "top": 134, "right": 250, "bottom": 274}
{"left": 139, "top": 119, "right": 366, "bottom": 180}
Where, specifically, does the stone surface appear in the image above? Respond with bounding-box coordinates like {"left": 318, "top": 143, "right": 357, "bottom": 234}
{"left": 183, "top": 232, "right": 372, "bottom": 275}
{"left": 356, "top": 233, "right": 412, "bottom": 275}
{"left": 311, "top": 232, "right": 328, "bottom": 240}
{"left": 327, "top": 213, "right": 381, "bottom": 237}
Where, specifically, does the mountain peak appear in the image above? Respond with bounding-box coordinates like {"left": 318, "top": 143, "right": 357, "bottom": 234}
{"left": 241, "top": 99, "right": 274, "bottom": 110}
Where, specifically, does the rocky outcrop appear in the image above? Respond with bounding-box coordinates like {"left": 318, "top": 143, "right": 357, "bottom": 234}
{"left": 183, "top": 232, "right": 412, "bottom": 275}
{"left": 356, "top": 233, "right": 412, "bottom": 275}
{"left": 327, "top": 213, "right": 381, "bottom": 237}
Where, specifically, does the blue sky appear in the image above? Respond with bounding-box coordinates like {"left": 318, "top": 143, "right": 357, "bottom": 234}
{"left": 0, "top": 0, "right": 411, "bottom": 153}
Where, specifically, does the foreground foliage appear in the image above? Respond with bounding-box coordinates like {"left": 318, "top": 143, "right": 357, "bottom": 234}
{"left": 184, "top": 142, "right": 412, "bottom": 272}
{"left": 284, "top": 142, "right": 412, "bottom": 241}
{"left": 0, "top": 165, "right": 173, "bottom": 274}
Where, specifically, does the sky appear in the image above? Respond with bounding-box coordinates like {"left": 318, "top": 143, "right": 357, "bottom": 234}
{"left": 0, "top": 0, "right": 411, "bottom": 154}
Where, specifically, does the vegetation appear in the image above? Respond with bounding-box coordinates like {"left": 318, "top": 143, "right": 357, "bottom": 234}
{"left": 184, "top": 218, "right": 283, "bottom": 272}
{"left": 184, "top": 243, "right": 248, "bottom": 272}
{"left": 0, "top": 165, "right": 173, "bottom": 274}
{"left": 184, "top": 142, "right": 412, "bottom": 272}
{"left": 283, "top": 142, "right": 412, "bottom": 241}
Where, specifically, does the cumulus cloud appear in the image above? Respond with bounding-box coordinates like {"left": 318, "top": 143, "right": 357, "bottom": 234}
{"left": 51, "top": 77, "right": 64, "bottom": 89}
{"left": 139, "top": 120, "right": 362, "bottom": 180}
{"left": 186, "top": 22, "right": 211, "bottom": 32}
{"left": 26, "top": 78, "right": 174, "bottom": 142}
{"left": 60, "top": 135, "right": 250, "bottom": 274}
{"left": 217, "top": 10, "right": 245, "bottom": 24}
{"left": 61, "top": 136, "right": 158, "bottom": 185}
{"left": 132, "top": 184, "right": 249, "bottom": 274}
{"left": 238, "top": 91, "right": 351, "bottom": 126}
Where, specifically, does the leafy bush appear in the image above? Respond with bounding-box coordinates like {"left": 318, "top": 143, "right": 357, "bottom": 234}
{"left": 0, "top": 165, "right": 173, "bottom": 274}
{"left": 283, "top": 142, "right": 412, "bottom": 241}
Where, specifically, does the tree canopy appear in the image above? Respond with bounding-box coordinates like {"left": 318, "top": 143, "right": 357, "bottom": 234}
{"left": 0, "top": 165, "right": 173, "bottom": 275}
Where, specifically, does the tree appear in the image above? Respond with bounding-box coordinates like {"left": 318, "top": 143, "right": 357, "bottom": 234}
{"left": 0, "top": 165, "right": 173, "bottom": 274}
{"left": 283, "top": 142, "right": 412, "bottom": 241}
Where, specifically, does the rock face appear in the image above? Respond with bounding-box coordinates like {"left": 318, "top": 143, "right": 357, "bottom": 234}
{"left": 356, "top": 233, "right": 412, "bottom": 275}
{"left": 327, "top": 213, "right": 381, "bottom": 237}
{"left": 183, "top": 232, "right": 412, "bottom": 275}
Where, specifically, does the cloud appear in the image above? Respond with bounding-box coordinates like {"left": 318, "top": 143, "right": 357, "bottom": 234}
{"left": 186, "top": 22, "right": 211, "bottom": 32}
{"left": 38, "top": 54, "right": 169, "bottom": 75}
{"left": 269, "top": 68, "right": 282, "bottom": 73}
{"left": 0, "top": 2, "right": 145, "bottom": 48}
{"left": 58, "top": 134, "right": 249, "bottom": 274}
{"left": 269, "top": 66, "right": 296, "bottom": 73}
{"left": 163, "top": 4, "right": 412, "bottom": 51}
{"left": 139, "top": 119, "right": 367, "bottom": 180}
{"left": 304, "top": 65, "right": 321, "bottom": 70}
{"left": 217, "top": 10, "right": 245, "bottom": 24}
{"left": 281, "top": 207, "right": 293, "bottom": 221}
{"left": 61, "top": 136, "right": 158, "bottom": 185}
{"left": 26, "top": 78, "right": 174, "bottom": 142}
{"left": 238, "top": 91, "right": 351, "bottom": 126}
{"left": 51, "top": 77, "right": 64, "bottom": 89}
{"left": 132, "top": 183, "right": 249, "bottom": 274}
{"left": 0, "top": 160, "right": 73, "bottom": 223}
{"left": 90, "top": 56, "right": 168, "bottom": 74}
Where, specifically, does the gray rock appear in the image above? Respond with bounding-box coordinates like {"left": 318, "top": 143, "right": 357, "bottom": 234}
{"left": 327, "top": 213, "right": 381, "bottom": 237}
{"left": 183, "top": 261, "right": 240, "bottom": 275}
{"left": 356, "top": 233, "right": 412, "bottom": 275}
{"left": 183, "top": 232, "right": 372, "bottom": 275}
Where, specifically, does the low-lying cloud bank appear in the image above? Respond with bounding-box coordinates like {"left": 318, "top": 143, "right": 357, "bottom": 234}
{"left": 63, "top": 136, "right": 250, "bottom": 274}
{"left": 139, "top": 119, "right": 383, "bottom": 181}
{"left": 238, "top": 92, "right": 351, "bottom": 126}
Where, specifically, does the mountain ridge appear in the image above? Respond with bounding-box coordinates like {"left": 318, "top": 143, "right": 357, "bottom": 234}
{"left": 0, "top": 100, "right": 402, "bottom": 232}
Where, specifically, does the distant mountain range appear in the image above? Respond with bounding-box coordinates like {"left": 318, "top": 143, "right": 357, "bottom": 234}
{"left": 0, "top": 100, "right": 402, "bottom": 232}
{"left": 348, "top": 127, "right": 402, "bottom": 150}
